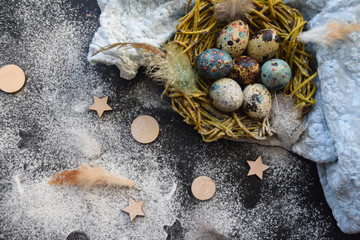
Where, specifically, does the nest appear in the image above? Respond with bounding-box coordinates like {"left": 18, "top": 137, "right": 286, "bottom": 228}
{"left": 164, "top": 0, "right": 317, "bottom": 142}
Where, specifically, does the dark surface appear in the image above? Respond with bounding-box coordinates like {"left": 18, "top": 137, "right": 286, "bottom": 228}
{"left": 1, "top": 0, "right": 360, "bottom": 239}
{"left": 66, "top": 231, "right": 90, "bottom": 240}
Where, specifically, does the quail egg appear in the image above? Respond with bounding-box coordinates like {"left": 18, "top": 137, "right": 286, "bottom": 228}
{"left": 243, "top": 83, "right": 272, "bottom": 119}
{"left": 261, "top": 59, "right": 291, "bottom": 90}
{"left": 247, "top": 29, "right": 280, "bottom": 64}
{"left": 228, "top": 56, "right": 260, "bottom": 88}
{"left": 216, "top": 20, "right": 249, "bottom": 58}
{"left": 209, "top": 78, "right": 243, "bottom": 112}
{"left": 197, "top": 48, "right": 233, "bottom": 81}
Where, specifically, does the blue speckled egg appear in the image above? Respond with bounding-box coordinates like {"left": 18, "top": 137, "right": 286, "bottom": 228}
{"left": 261, "top": 59, "right": 291, "bottom": 90}
{"left": 243, "top": 83, "right": 272, "bottom": 119}
{"left": 209, "top": 78, "right": 243, "bottom": 112}
{"left": 216, "top": 20, "right": 249, "bottom": 58}
{"left": 197, "top": 48, "right": 233, "bottom": 81}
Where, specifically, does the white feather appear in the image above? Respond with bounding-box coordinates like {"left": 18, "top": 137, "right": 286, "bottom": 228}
{"left": 14, "top": 174, "right": 25, "bottom": 195}
{"left": 69, "top": 129, "right": 101, "bottom": 158}
{"left": 298, "top": 21, "right": 360, "bottom": 47}
{"left": 164, "top": 183, "right": 177, "bottom": 201}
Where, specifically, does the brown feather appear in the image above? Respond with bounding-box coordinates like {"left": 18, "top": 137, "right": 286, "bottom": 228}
{"left": 91, "top": 42, "right": 165, "bottom": 57}
{"left": 49, "top": 164, "right": 141, "bottom": 190}
{"left": 213, "top": 0, "right": 254, "bottom": 23}
{"left": 48, "top": 169, "right": 80, "bottom": 185}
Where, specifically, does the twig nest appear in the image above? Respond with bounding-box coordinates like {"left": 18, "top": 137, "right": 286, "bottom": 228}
{"left": 247, "top": 29, "right": 280, "bottom": 64}
{"left": 197, "top": 48, "right": 233, "bottom": 81}
{"left": 261, "top": 59, "right": 292, "bottom": 90}
{"left": 228, "top": 56, "right": 260, "bottom": 88}
{"left": 209, "top": 78, "right": 243, "bottom": 112}
{"left": 216, "top": 20, "right": 249, "bottom": 58}
{"left": 243, "top": 83, "right": 272, "bottom": 119}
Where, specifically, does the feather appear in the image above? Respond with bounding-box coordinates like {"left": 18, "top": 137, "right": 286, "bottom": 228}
{"left": 91, "top": 42, "right": 166, "bottom": 57}
{"left": 49, "top": 164, "right": 141, "bottom": 190}
{"left": 146, "top": 44, "right": 197, "bottom": 94}
{"left": 14, "top": 174, "right": 25, "bottom": 195}
{"left": 297, "top": 21, "right": 360, "bottom": 47}
{"left": 212, "top": 0, "right": 254, "bottom": 23}
{"left": 70, "top": 129, "right": 101, "bottom": 158}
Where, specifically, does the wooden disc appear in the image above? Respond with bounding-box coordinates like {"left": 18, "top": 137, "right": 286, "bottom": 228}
{"left": 131, "top": 115, "right": 159, "bottom": 144}
{"left": 191, "top": 176, "right": 216, "bottom": 201}
{"left": 0, "top": 65, "right": 26, "bottom": 93}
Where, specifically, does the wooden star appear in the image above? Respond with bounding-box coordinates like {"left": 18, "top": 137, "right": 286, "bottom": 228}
{"left": 89, "top": 96, "right": 112, "bottom": 117}
{"left": 122, "top": 197, "right": 145, "bottom": 221}
{"left": 247, "top": 156, "right": 269, "bottom": 180}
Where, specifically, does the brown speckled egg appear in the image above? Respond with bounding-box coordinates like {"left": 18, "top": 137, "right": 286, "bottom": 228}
{"left": 243, "top": 83, "right": 272, "bottom": 119}
{"left": 216, "top": 20, "right": 249, "bottom": 58}
{"left": 228, "top": 56, "right": 260, "bottom": 88}
{"left": 247, "top": 29, "right": 280, "bottom": 64}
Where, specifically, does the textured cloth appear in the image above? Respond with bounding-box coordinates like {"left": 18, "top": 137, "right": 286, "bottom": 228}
{"left": 87, "top": 0, "right": 188, "bottom": 80}
{"left": 286, "top": 0, "right": 360, "bottom": 233}
{"left": 88, "top": 0, "right": 360, "bottom": 233}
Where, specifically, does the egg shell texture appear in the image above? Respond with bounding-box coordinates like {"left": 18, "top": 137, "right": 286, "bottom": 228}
{"left": 209, "top": 78, "right": 243, "bottom": 112}
{"left": 247, "top": 29, "right": 280, "bottom": 64}
{"left": 261, "top": 59, "right": 292, "bottom": 90}
{"left": 216, "top": 20, "right": 249, "bottom": 58}
{"left": 243, "top": 83, "right": 272, "bottom": 119}
{"left": 228, "top": 56, "right": 260, "bottom": 88}
{"left": 197, "top": 48, "right": 233, "bottom": 81}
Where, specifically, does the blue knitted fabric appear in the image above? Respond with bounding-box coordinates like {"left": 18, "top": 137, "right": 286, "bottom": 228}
{"left": 287, "top": 0, "right": 360, "bottom": 234}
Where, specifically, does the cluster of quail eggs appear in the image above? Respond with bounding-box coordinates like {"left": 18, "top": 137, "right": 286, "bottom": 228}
{"left": 196, "top": 19, "right": 292, "bottom": 119}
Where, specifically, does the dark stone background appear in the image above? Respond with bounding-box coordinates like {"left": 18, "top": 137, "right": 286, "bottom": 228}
{"left": 1, "top": 0, "right": 360, "bottom": 239}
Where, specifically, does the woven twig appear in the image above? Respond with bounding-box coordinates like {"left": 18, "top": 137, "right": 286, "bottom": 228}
{"left": 165, "top": 0, "right": 316, "bottom": 142}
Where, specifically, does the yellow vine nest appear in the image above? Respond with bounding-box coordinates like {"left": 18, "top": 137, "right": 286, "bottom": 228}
{"left": 92, "top": 0, "right": 319, "bottom": 143}
{"left": 164, "top": 0, "right": 318, "bottom": 142}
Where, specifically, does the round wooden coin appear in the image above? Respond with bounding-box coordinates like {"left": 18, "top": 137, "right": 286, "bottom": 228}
{"left": 131, "top": 115, "right": 159, "bottom": 144}
{"left": 191, "top": 176, "right": 216, "bottom": 201}
{"left": 0, "top": 65, "right": 26, "bottom": 93}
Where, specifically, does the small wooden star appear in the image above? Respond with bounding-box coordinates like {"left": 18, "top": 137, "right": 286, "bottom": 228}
{"left": 122, "top": 197, "right": 145, "bottom": 221}
{"left": 89, "top": 96, "right": 112, "bottom": 117}
{"left": 247, "top": 156, "right": 269, "bottom": 180}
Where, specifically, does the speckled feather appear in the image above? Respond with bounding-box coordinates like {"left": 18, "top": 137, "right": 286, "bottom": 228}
{"left": 213, "top": 0, "right": 254, "bottom": 23}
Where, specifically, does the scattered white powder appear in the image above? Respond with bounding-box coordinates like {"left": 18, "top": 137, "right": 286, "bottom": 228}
{"left": 178, "top": 146, "right": 334, "bottom": 239}
{"left": 0, "top": 1, "right": 179, "bottom": 239}
{"left": 13, "top": 174, "right": 24, "bottom": 195}
{"left": 0, "top": 0, "right": 343, "bottom": 239}
{"left": 130, "top": 78, "right": 171, "bottom": 110}
{"left": 69, "top": 129, "right": 102, "bottom": 158}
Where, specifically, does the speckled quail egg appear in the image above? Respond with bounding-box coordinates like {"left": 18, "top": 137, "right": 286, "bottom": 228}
{"left": 216, "top": 20, "right": 249, "bottom": 58}
{"left": 209, "top": 78, "right": 243, "bottom": 112}
{"left": 243, "top": 83, "right": 272, "bottom": 119}
{"left": 247, "top": 29, "right": 280, "bottom": 64}
{"left": 261, "top": 59, "right": 291, "bottom": 90}
{"left": 197, "top": 48, "right": 233, "bottom": 81}
{"left": 228, "top": 56, "right": 260, "bottom": 88}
